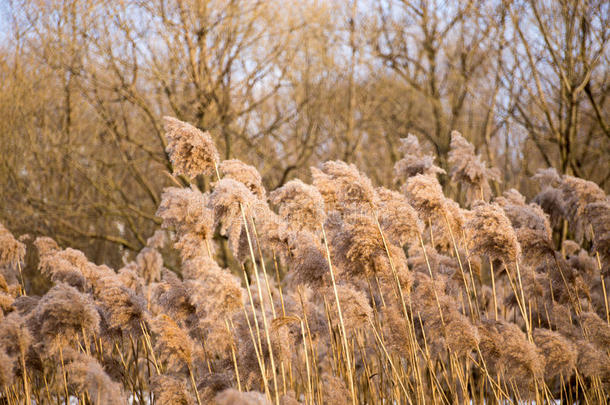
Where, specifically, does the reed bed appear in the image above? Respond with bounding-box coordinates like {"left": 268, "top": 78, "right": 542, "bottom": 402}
{"left": 0, "top": 118, "right": 609, "bottom": 404}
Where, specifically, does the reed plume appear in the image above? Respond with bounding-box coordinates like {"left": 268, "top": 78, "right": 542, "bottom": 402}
{"left": 64, "top": 351, "right": 127, "bottom": 404}
{"left": 220, "top": 159, "right": 267, "bottom": 200}
{"left": 448, "top": 131, "right": 500, "bottom": 204}
{"left": 533, "top": 328, "right": 576, "bottom": 379}
{"left": 152, "top": 374, "right": 195, "bottom": 405}
{"left": 163, "top": 116, "right": 219, "bottom": 178}
{"left": 376, "top": 187, "right": 422, "bottom": 247}
{"left": 0, "top": 223, "right": 25, "bottom": 268}
{"left": 0, "top": 348, "right": 14, "bottom": 387}
{"left": 151, "top": 314, "right": 199, "bottom": 374}
{"left": 393, "top": 134, "right": 445, "bottom": 181}
{"left": 215, "top": 388, "right": 271, "bottom": 405}
{"left": 401, "top": 174, "right": 446, "bottom": 222}
{"left": 157, "top": 186, "right": 215, "bottom": 261}
{"left": 318, "top": 160, "right": 377, "bottom": 212}
{"left": 269, "top": 179, "right": 326, "bottom": 234}
{"left": 465, "top": 201, "right": 521, "bottom": 263}
{"left": 560, "top": 174, "right": 606, "bottom": 241}
{"left": 31, "top": 283, "right": 99, "bottom": 350}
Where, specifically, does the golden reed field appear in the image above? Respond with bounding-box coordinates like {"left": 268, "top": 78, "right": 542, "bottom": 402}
{"left": 1, "top": 117, "right": 609, "bottom": 404}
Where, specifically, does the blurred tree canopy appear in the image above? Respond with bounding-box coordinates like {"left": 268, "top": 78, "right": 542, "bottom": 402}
{"left": 0, "top": 0, "right": 608, "bottom": 271}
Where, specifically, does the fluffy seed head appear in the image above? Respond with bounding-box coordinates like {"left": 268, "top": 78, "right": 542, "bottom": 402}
{"left": 32, "top": 283, "right": 99, "bottom": 348}
{"left": 97, "top": 280, "right": 147, "bottom": 336}
{"left": 321, "top": 373, "right": 352, "bottom": 405}
{"left": 152, "top": 375, "right": 195, "bottom": 405}
{"left": 533, "top": 187, "right": 565, "bottom": 229}
{"left": 465, "top": 202, "right": 521, "bottom": 263}
{"left": 496, "top": 189, "right": 552, "bottom": 239}
{"left": 0, "top": 348, "right": 14, "bottom": 387}
{"left": 584, "top": 201, "right": 610, "bottom": 275}
{"left": 478, "top": 320, "right": 543, "bottom": 396}
{"left": 560, "top": 174, "right": 606, "bottom": 241}
{"left": 135, "top": 247, "right": 163, "bottom": 284}
{"left": 163, "top": 116, "right": 219, "bottom": 178}
{"left": 65, "top": 351, "right": 126, "bottom": 404}
{"left": 318, "top": 160, "right": 377, "bottom": 212}
{"left": 532, "top": 168, "right": 561, "bottom": 187}
{"left": 376, "top": 187, "right": 422, "bottom": 246}
{"left": 326, "top": 284, "right": 372, "bottom": 331}
{"left": 156, "top": 186, "right": 214, "bottom": 261}
{"left": 448, "top": 131, "right": 500, "bottom": 204}
{"left": 269, "top": 179, "right": 326, "bottom": 233}
{"left": 0, "top": 312, "right": 32, "bottom": 358}
{"left": 401, "top": 174, "right": 446, "bottom": 221}
{"left": 287, "top": 231, "right": 329, "bottom": 286}
{"left": 393, "top": 134, "right": 445, "bottom": 181}
{"left": 0, "top": 223, "right": 25, "bottom": 267}
{"left": 533, "top": 328, "right": 576, "bottom": 379}
{"left": 151, "top": 314, "right": 198, "bottom": 372}
{"left": 208, "top": 178, "right": 258, "bottom": 254}
{"left": 219, "top": 159, "right": 266, "bottom": 200}
{"left": 215, "top": 389, "right": 271, "bottom": 405}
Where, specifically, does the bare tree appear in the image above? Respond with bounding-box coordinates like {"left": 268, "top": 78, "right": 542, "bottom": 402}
{"left": 505, "top": 0, "right": 609, "bottom": 185}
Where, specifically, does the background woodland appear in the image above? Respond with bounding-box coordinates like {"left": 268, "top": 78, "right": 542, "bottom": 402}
{"left": 0, "top": 0, "right": 608, "bottom": 287}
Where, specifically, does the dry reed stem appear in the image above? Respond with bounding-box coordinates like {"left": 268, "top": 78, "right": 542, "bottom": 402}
{"left": 321, "top": 225, "right": 357, "bottom": 405}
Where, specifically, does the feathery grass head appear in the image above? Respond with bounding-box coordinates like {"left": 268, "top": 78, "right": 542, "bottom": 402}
{"left": 444, "top": 314, "right": 480, "bottom": 357}
{"left": 287, "top": 230, "right": 329, "bottom": 286}
{"left": 401, "top": 174, "right": 446, "bottom": 222}
{"left": 269, "top": 178, "right": 326, "bottom": 233}
{"left": 532, "top": 167, "right": 562, "bottom": 187}
{"left": 63, "top": 350, "right": 126, "bottom": 404}
{"left": 321, "top": 373, "right": 352, "bottom": 405}
{"left": 152, "top": 375, "right": 195, "bottom": 405}
{"left": 215, "top": 388, "right": 271, "bottom": 405}
{"left": 157, "top": 186, "right": 215, "bottom": 261}
{"left": 163, "top": 116, "right": 219, "bottom": 178}
{"left": 38, "top": 255, "right": 87, "bottom": 291}
{"left": 0, "top": 348, "right": 14, "bottom": 387}
{"left": 584, "top": 200, "right": 610, "bottom": 275}
{"left": 0, "top": 312, "right": 32, "bottom": 359}
{"left": 516, "top": 228, "right": 555, "bottom": 266}
{"left": 31, "top": 283, "right": 99, "bottom": 349}
{"left": 208, "top": 178, "right": 259, "bottom": 255}
{"left": 311, "top": 166, "right": 340, "bottom": 212}
{"left": 560, "top": 174, "right": 606, "bottom": 242}
{"left": 579, "top": 311, "right": 610, "bottom": 350}
{"left": 496, "top": 189, "right": 552, "bottom": 239}
{"left": 331, "top": 213, "right": 385, "bottom": 279}
{"left": 151, "top": 314, "right": 199, "bottom": 373}
{"left": 318, "top": 160, "right": 377, "bottom": 212}
{"left": 33, "top": 236, "right": 60, "bottom": 256}
{"left": 533, "top": 186, "right": 565, "bottom": 229}
{"left": 184, "top": 267, "right": 243, "bottom": 319}
{"left": 465, "top": 202, "right": 521, "bottom": 263}
{"left": 576, "top": 340, "right": 610, "bottom": 379}
{"left": 448, "top": 131, "right": 500, "bottom": 204}
{"left": 393, "top": 134, "right": 445, "bottom": 182}
{"left": 533, "top": 328, "right": 576, "bottom": 379}
{"left": 155, "top": 273, "right": 197, "bottom": 325}
{"left": 478, "top": 319, "right": 543, "bottom": 396}
{"left": 182, "top": 255, "right": 220, "bottom": 280}
{"left": 326, "top": 284, "right": 372, "bottom": 331}
{"left": 134, "top": 247, "right": 163, "bottom": 284}
{"left": 97, "top": 280, "right": 147, "bottom": 336}
{"left": 376, "top": 187, "right": 422, "bottom": 246}
{"left": 219, "top": 159, "right": 266, "bottom": 200}
{"left": 0, "top": 223, "right": 25, "bottom": 268}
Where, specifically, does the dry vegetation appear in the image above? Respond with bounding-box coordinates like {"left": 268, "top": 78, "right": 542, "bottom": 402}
{"left": 1, "top": 0, "right": 608, "bottom": 273}
{"left": 1, "top": 117, "right": 609, "bottom": 404}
